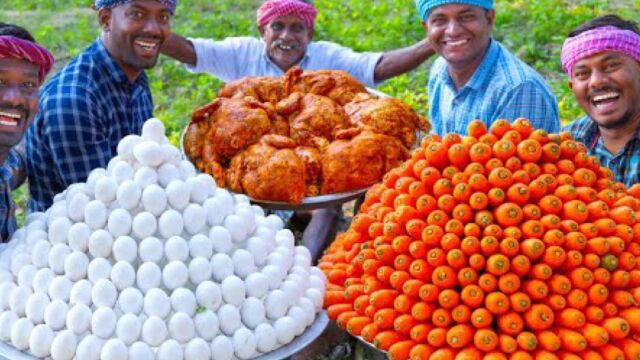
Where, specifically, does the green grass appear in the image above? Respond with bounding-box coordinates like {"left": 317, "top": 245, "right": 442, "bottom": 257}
{"left": 1, "top": 0, "right": 639, "bottom": 223}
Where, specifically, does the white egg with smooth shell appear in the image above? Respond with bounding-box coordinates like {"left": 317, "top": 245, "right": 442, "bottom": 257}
{"left": 179, "top": 160, "right": 197, "bottom": 179}
{"left": 254, "top": 323, "right": 277, "bottom": 353}
{"left": 50, "top": 330, "right": 77, "bottom": 360}
{"left": 265, "top": 290, "right": 288, "bottom": 320}
{"left": 159, "top": 209, "right": 184, "bottom": 238}
{"left": 116, "top": 180, "right": 142, "bottom": 210}
{"left": 217, "top": 304, "right": 241, "bottom": 336}
{"left": 142, "top": 315, "right": 168, "bottom": 347}
{"left": 88, "top": 230, "right": 113, "bottom": 259}
{"left": 232, "top": 327, "right": 257, "bottom": 360}
{"left": 170, "top": 288, "right": 197, "bottom": 316}
{"left": 92, "top": 306, "right": 117, "bottom": 338}
{"left": 64, "top": 251, "right": 89, "bottom": 281}
{"left": 32, "top": 268, "right": 54, "bottom": 293}
{"left": 101, "top": 338, "right": 128, "bottom": 360}
{"left": 117, "top": 134, "right": 143, "bottom": 160}
{"left": 210, "top": 253, "right": 234, "bottom": 282}
{"left": 112, "top": 235, "right": 137, "bottom": 263}
{"left": 165, "top": 236, "right": 189, "bottom": 262}
{"left": 129, "top": 342, "right": 154, "bottom": 360}
{"left": 136, "top": 262, "right": 162, "bottom": 294}
{"left": 111, "top": 261, "right": 136, "bottom": 290}
{"left": 25, "top": 292, "right": 50, "bottom": 324}
{"left": 210, "top": 335, "right": 233, "bottom": 360}
{"left": 0, "top": 311, "right": 18, "bottom": 342}
{"left": 194, "top": 310, "right": 219, "bottom": 341}
{"left": 186, "top": 337, "right": 211, "bottom": 360}
{"left": 221, "top": 275, "right": 245, "bottom": 307}
{"left": 49, "top": 216, "right": 72, "bottom": 244}
{"left": 132, "top": 212, "right": 157, "bottom": 239}
{"left": 76, "top": 335, "right": 103, "bottom": 360}
{"left": 144, "top": 288, "right": 171, "bottom": 319}
{"left": 134, "top": 141, "right": 164, "bottom": 167}
{"left": 244, "top": 272, "right": 269, "bottom": 299}
{"left": 141, "top": 118, "right": 165, "bottom": 143}
{"left": 204, "top": 198, "right": 226, "bottom": 226}
{"left": 48, "top": 276, "right": 72, "bottom": 302}
{"left": 158, "top": 163, "right": 181, "bottom": 187}
{"left": 189, "top": 257, "right": 212, "bottom": 285}
{"left": 66, "top": 303, "right": 92, "bottom": 335}
{"left": 183, "top": 204, "right": 207, "bottom": 235}
{"left": 158, "top": 339, "right": 183, "bottom": 360}
{"left": 118, "top": 287, "right": 143, "bottom": 315}
{"left": 116, "top": 313, "right": 141, "bottom": 345}
{"left": 240, "top": 297, "right": 266, "bottom": 330}
{"left": 274, "top": 316, "right": 296, "bottom": 345}
{"left": 134, "top": 166, "right": 158, "bottom": 188}
{"left": 88, "top": 258, "right": 111, "bottom": 284}
{"left": 141, "top": 184, "right": 167, "bottom": 216}
{"left": 48, "top": 244, "right": 71, "bottom": 274}
{"left": 139, "top": 236, "right": 164, "bottom": 263}
{"left": 17, "top": 264, "right": 37, "bottom": 289}
{"left": 169, "top": 312, "right": 196, "bottom": 344}
{"left": 166, "top": 180, "right": 191, "bottom": 210}
{"left": 232, "top": 249, "right": 256, "bottom": 278}
{"left": 107, "top": 208, "right": 132, "bottom": 238}
{"left": 44, "top": 299, "right": 68, "bottom": 330}
{"left": 187, "top": 177, "right": 208, "bottom": 204}
{"left": 94, "top": 176, "right": 118, "bottom": 204}
{"left": 69, "top": 279, "right": 92, "bottom": 306}
{"left": 92, "top": 279, "right": 117, "bottom": 308}
{"left": 224, "top": 215, "right": 247, "bottom": 243}
{"left": 195, "top": 281, "right": 222, "bottom": 312}
{"left": 209, "top": 226, "right": 232, "bottom": 254}
{"left": 10, "top": 318, "right": 33, "bottom": 350}
{"left": 67, "top": 223, "right": 91, "bottom": 252}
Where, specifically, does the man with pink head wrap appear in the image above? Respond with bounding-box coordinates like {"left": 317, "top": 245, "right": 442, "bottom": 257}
{"left": 562, "top": 15, "right": 640, "bottom": 187}
{"left": 161, "top": 0, "right": 435, "bottom": 87}
{"left": 0, "top": 23, "right": 53, "bottom": 241}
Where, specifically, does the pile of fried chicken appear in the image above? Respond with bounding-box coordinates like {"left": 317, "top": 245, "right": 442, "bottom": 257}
{"left": 184, "top": 66, "right": 430, "bottom": 205}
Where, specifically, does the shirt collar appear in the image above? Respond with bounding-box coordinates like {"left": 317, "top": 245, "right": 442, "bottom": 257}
{"left": 92, "top": 38, "right": 148, "bottom": 86}
{"left": 441, "top": 38, "right": 500, "bottom": 92}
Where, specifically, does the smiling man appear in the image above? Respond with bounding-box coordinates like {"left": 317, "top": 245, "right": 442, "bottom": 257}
{"left": 24, "top": 0, "right": 176, "bottom": 211}
{"left": 0, "top": 23, "right": 53, "bottom": 240}
{"left": 562, "top": 15, "right": 640, "bottom": 187}
{"left": 416, "top": 0, "right": 560, "bottom": 135}
{"left": 161, "top": 0, "right": 434, "bottom": 87}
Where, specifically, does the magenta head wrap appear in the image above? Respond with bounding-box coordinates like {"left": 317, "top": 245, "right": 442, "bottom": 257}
{"left": 561, "top": 25, "right": 640, "bottom": 77}
{"left": 0, "top": 36, "right": 54, "bottom": 83}
{"left": 257, "top": 0, "right": 318, "bottom": 29}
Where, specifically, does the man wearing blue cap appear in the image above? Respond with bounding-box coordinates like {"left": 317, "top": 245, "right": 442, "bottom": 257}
{"left": 24, "top": 0, "right": 175, "bottom": 211}
{"left": 416, "top": 0, "right": 561, "bottom": 135}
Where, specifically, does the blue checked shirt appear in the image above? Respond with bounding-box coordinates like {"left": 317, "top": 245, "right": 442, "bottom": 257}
{"left": 564, "top": 116, "right": 640, "bottom": 188}
{"left": 25, "top": 39, "right": 153, "bottom": 212}
{"left": 428, "top": 39, "right": 560, "bottom": 136}
{"left": 0, "top": 148, "right": 26, "bottom": 242}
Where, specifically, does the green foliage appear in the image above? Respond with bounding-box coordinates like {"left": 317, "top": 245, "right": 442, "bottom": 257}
{"left": 0, "top": 0, "right": 638, "bottom": 224}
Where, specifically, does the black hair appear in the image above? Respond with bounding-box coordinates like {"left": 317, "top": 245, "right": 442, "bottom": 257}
{"left": 568, "top": 15, "right": 640, "bottom": 38}
{"left": 0, "top": 22, "right": 36, "bottom": 42}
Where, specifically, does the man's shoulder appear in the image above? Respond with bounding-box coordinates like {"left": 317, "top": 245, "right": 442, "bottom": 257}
{"left": 43, "top": 47, "right": 102, "bottom": 98}
{"left": 492, "top": 41, "right": 548, "bottom": 87}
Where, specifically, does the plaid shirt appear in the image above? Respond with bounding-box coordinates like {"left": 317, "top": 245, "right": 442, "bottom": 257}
{"left": 564, "top": 116, "right": 640, "bottom": 188}
{"left": 428, "top": 39, "right": 561, "bottom": 136}
{"left": 24, "top": 39, "right": 153, "bottom": 212}
{"left": 0, "top": 148, "right": 26, "bottom": 242}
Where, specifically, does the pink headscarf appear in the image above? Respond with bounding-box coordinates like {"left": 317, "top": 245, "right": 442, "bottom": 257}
{"left": 257, "top": 0, "right": 318, "bottom": 30}
{"left": 561, "top": 26, "right": 640, "bottom": 77}
{"left": 0, "top": 36, "right": 54, "bottom": 83}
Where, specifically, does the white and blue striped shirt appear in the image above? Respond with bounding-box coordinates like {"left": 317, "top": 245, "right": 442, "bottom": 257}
{"left": 428, "top": 39, "right": 560, "bottom": 136}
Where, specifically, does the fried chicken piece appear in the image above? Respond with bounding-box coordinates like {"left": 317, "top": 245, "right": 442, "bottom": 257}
{"left": 183, "top": 119, "right": 227, "bottom": 186}
{"left": 283, "top": 66, "right": 367, "bottom": 105}
{"left": 227, "top": 135, "right": 306, "bottom": 204}
{"left": 276, "top": 92, "right": 351, "bottom": 148}
{"left": 294, "top": 146, "right": 322, "bottom": 196}
{"left": 218, "top": 76, "right": 284, "bottom": 104}
{"left": 321, "top": 128, "right": 409, "bottom": 194}
{"left": 344, "top": 93, "right": 431, "bottom": 148}
{"left": 189, "top": 96, "right": 275, "bottom": 160}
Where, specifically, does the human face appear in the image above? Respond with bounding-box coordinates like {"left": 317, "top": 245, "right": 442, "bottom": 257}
{"left": 569, "top": 52, "right": 640, "bottom": 129}
{"left": 260, "top": 15, "right": 313, "bottom": 71}
{"left": 100, "top": 0, "right": 172, "bottom": 81}
{"left": 425, "top": 4, "right": 494, "bottom": 69}
{"left": 0, "top": 58, "right": 39, "bottom": 149}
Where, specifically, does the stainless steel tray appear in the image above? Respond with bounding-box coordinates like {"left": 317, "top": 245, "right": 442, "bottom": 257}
{"left": 0, "top": 311, "right": 329, "bottom": 360}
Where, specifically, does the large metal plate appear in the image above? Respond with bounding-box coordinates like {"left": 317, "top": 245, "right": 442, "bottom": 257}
{"left": 0, "top": 311, "right": 329, "bottom": 360}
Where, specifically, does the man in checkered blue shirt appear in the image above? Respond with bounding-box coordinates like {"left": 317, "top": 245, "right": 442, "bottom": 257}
{"left": 24, "top": 0, "right": 176, "bottom": 212}
{"left": 0, "top": 23, "right": 53, "bottom": 241}
{"left": 415, "top": 0, "right": 560, "bottom": 135}
{"left": 561, "top": 15, "right": 640, "bottom": 188}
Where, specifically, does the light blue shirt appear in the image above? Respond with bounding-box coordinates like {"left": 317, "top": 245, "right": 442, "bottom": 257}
{"left": 428, "top": 39, "right": 560, "bottom": 136}
{"left": 187, "top": 37, "right": 383, "bottom": 87}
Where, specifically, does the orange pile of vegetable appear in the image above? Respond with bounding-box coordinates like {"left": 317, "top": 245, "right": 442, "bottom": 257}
{"left": 319, "top": 118, "right": 640, "bottom": 360}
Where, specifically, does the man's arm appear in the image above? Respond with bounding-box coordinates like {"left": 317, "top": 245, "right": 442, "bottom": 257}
{"left": 374, "top": 38, "right": 435, "bottom": 82}
{"left": 495, "top": 81, "right": 561, "bottom": 134}
{"left": 161, "top": 33, "right": 197, "bottom": 66}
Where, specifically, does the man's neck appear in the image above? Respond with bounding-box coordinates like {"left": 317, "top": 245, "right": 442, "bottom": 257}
{"left": 0, "top": 146, "right": 10, "bottom": 165}
{"left": 447, "top": 42, "right": 491, "bottom": 90}
{"left": 598, "top": 113, "right": 640, "bottom": 155}
{"left": 101, "top": 34, "right": 143, "bottom": 84}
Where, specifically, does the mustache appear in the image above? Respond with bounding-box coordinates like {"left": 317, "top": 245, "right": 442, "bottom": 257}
{"left": 271, "top": 39, "right": 300, "bottom": 50}
{"left": 588, "top": 86, "right": 620, "bottom": 99}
